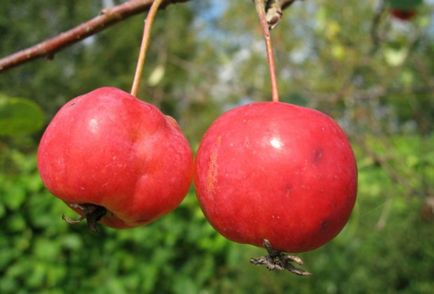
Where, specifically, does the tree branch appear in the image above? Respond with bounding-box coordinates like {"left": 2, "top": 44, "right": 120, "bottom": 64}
{"left": 0, "top": 0, "right": 189, "bottom": 72}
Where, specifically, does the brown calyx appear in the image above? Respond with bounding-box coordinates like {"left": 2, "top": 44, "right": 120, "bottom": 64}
{"left": 62, "top": 203, "right": 107, "bottom": 232}
{"left": 250, "top": 239, "right": 311, "bottom": 276}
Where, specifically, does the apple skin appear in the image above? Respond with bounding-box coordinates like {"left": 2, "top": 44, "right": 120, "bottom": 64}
{"left": 194, "top": 102, "right": 357, "bottom": 253}
{"left": 390, "top": 9, "right": 416, "bottom": 21}
{"left": 37, "top": 87, "right": 194, "bottom": 228}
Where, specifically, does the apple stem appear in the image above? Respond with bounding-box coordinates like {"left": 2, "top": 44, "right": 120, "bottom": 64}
{"left": 130, "top": 0, "right": 164, "bottom": 97}
{"left": 255, "top": 0, "right": 280, "bottom": 102}
{"left": 250, "top": 239, "right": 311, "bottom": 276}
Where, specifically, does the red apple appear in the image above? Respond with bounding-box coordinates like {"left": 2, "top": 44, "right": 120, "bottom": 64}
{"left": 37, "top": 87, "right": 194, "bottom": 229}
{"left": 194, "top": 102, "right": 357, "bottom": 253}
{"left": 390, "top": 8, "right": 416, "bottom": 21}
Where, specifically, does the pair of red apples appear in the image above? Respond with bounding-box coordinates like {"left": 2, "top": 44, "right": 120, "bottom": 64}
{"left": 37, "top": 86, "right": 357, "bottom": 253}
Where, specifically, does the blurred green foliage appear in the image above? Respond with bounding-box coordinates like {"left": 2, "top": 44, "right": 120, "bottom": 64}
{"left": 0, "top": 136, "right": 432, "bottom": 293}
{"left": 389, "top": 0, "right": 423, "bottom": 10}
{"left": 0, "top": 0, "right": 433, "bottom": 293}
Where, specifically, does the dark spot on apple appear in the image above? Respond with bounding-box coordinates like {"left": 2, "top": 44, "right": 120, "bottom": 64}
{"left": 320, "top": 219, "right": 330, "bottom": 232}
{"left": 313, "top": 148, "right": 324, "bottom": 164}
{"left": 68, "top": 102, "right": 76, "bottom": 107}
{"left": 284, "top": 184, "right": 293, "bottom": 198}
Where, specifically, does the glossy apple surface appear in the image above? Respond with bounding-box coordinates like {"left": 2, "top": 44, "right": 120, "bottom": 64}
{"left": 194, "top": 102, "right": 357, "bottom": 253}
{"left": 38, "top": 87, "right": 194, "bottom": 228}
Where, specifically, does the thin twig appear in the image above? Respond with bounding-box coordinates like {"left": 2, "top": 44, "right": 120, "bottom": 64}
{"left": 131, "top": 0, "right": 164, "bottom": 97}
{"left": 370, "top": 0, "right": 387, "bottom": 55}
{"left": 255, "top": 0, "right": 280, "bottom": 102}
{"left": 0, "top": 0, "right": 189, "bottom": 72}
{"left": 280, "top": 0, "right": 299, "bottom": 9}
{"left": 352, "top": 135, "right": 420, "bottom": 229}
{"left": 334, "top": 0, "right": 387, "bottom": 102}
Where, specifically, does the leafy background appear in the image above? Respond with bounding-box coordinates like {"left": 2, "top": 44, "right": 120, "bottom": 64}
{"left": 0, "top": 0, "right": 433, "bottom": 293}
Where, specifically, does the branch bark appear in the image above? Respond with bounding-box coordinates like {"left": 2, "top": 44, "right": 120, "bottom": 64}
{"left": 0, "top": 0, "right": 189, "bottom": 72}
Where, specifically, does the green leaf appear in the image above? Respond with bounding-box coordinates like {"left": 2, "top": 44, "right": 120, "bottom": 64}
{"left": 384, "top": 47, "right": 408, "bottom": 66}
{"left": 147, "top": 65, "right": 165, "bottom": 86}
{"left": 60, "top": 234, "right": 82, "bottom": 251}
{"left": 0, "top": 95, "right": 45, "bottom": 136}
{"left": 7, "top": 215, "right": 26, "bottom": 232}
{"left": 3, "top": 184, "right": 26, "bottom": 210}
